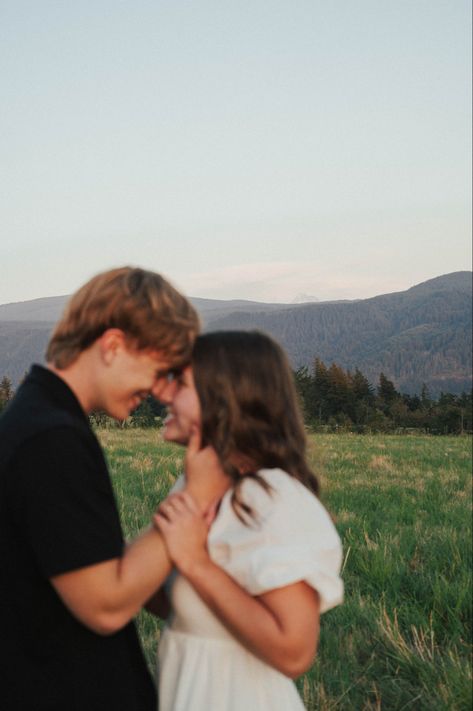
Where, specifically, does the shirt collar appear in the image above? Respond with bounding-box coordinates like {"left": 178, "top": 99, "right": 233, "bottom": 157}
{"left": 28, "top": 364, "right": 90, "bottom": 423}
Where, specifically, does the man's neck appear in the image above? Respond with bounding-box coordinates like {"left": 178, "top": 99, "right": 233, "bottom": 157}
{"left": 47, "top": 362, "right": 94, "bottom": 415}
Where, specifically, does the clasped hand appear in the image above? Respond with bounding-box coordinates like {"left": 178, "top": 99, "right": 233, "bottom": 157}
{"left": 155, "top": 428, "right": 226, "bottom": 572}
{"left": 154, "top": 491, "right": 212, "bottom": 574}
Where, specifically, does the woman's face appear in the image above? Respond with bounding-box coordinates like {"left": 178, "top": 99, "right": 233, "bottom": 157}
{"left": 162, "top": 366, "right": 202, "bottom": 445}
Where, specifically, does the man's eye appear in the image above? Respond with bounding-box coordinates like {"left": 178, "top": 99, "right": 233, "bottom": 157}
{"left": 165, "top": 369, "right": 182, "bottom": 383}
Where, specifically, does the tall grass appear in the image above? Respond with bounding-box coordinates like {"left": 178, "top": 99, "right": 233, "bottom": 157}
{"left": 99, "top": 430, "right": 472, "bottom": 710}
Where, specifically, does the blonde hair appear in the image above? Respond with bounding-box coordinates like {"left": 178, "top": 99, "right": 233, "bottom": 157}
{"left": 46, "top": 267, "right": 199, "bottom": 368}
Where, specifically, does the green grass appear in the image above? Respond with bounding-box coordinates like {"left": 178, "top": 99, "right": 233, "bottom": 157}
{"left": 99, "top": 430, "right": 472, "bottom": 710}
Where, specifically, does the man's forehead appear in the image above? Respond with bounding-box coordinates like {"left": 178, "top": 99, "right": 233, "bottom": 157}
{"left": 151, "top": 354, "right": 188, "bottom": 375}
{"left": 138, "top": 347, "right": 190, "bottom": 375}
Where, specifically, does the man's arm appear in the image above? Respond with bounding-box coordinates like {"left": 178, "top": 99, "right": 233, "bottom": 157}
{"left": 16, "top": 427, "right": 172, "bottom": 635}
{"left": 51, "top": 525, "right": 171, "bottom": 635}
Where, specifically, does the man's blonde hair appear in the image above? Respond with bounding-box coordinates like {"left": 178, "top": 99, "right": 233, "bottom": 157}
{"left": 46, "top": 267, "right": 200, "bottom": 369}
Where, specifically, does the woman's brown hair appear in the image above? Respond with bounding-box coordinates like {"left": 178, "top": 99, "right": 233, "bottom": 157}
{"left": 192, "top": 331, "right": 319, "bottom": 522}
{"left": 46, "top": 266, "right": 199, "bottom": 369}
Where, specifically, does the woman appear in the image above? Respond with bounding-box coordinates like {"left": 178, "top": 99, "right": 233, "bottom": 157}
{"left": 154, "top": 331, "right": 343, "bottom": 710}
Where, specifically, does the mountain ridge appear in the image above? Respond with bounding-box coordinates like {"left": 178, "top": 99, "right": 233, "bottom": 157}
{"left": 0, "top": 271, "right": 471, "bottom": 394}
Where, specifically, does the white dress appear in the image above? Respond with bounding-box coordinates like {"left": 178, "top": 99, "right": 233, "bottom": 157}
{"left": 157, "top": 469, "right": 344, "bottom": 711}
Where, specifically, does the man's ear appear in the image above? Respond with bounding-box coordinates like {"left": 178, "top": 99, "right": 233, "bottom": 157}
{"left": 98, "top": 329, "right": 127, "bottom": 365}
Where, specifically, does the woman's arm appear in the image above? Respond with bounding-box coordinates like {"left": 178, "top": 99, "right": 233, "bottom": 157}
{"left": 155, "top": 492, "right": 320, "bottom": 678}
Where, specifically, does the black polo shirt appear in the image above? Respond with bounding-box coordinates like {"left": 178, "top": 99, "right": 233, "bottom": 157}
{"left": 0, "top": 365, "right": 156, "bottom": 711}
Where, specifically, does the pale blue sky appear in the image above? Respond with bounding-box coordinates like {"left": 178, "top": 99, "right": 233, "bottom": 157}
{"left": 1, "top": 1, "right": 471, "bottom": 304}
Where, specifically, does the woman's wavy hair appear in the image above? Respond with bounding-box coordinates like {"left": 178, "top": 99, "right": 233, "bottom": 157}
{"left": 192, "top": 331, "right": 319, "bottom": 522}
{"left": 46, "top": 266, "right": 199, "bottom": 369}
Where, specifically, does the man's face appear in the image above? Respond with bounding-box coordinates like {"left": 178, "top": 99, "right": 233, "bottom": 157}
{"left": 100, "top": 340, "right": 173, "bottom": 421}
{"left": 161, "top": 367, "right": 201, "bottom": 445}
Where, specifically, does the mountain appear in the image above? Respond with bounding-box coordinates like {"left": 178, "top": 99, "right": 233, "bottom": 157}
{"left": 0, "top": 295, "right": 69, "bottom": 322}
{"left": 0, "top": 294, "right": 297, "bottom": 385}
{"left": 206, "top": 272, "right": 472, "bottom": 394}
{"left": 0, "top": 294, "right": 293, "bottom": 326}
{"left": 0, "top": 272, "right": 471, "bottom": 394}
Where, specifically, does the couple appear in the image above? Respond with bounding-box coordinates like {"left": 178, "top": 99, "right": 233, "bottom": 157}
{"left": 0, "top": 267, "right": 343, "bottom": 711}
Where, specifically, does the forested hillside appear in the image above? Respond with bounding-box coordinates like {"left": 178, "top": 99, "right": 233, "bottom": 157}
{"left": 0, "top": 272, "right": 471, "bottom": 394}
{"left": 208, "top": 272, "right": 472, "bottom": 394}
{"left": 0, "top": 322, "right": 53, "bottom": 385}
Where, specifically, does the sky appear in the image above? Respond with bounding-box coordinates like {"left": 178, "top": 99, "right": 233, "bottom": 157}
{"left": 1, "top": 1, "right": 471, "bottom": 305}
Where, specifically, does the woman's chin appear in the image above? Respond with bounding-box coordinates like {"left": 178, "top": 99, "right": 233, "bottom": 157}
{"left": 162, "top": 425, "right": 190, "bottom": 446}
{"left": 162, "top": 424, "right": 180, "bottom": 443}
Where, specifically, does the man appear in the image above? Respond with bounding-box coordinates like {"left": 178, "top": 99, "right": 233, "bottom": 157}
{"left": 0, "top": 267, "right": 199, "bottom": 711}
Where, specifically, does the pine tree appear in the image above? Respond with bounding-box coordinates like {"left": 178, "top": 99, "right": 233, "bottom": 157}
{"left": 377, "top": 373, "right": 399, "bottom": 416}
{"left": 313, "top": 358, "right": 329, "bottom": 421}
{"left": 0, "top": 375, "right": 14, "bottom": 412}
{"left": 420, "top": 383, "right": 431, "bottom": 409}
{"left": 293, "top": 366, "right": 315, "bottom": 420}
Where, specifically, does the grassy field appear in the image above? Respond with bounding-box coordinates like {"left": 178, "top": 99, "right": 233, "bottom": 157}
{"left": 98, "top": 430, "right": 472, "bottom": 710}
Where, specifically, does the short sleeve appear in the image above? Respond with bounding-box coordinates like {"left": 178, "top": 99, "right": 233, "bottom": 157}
{"left": 209, "top": 469, "right": 344, "bottom": 614}
{"left": 167, "top": 474, "right": 185, "bottom": 496}
{"left": 13, "top": 427, "right": 124, "bottom": 577}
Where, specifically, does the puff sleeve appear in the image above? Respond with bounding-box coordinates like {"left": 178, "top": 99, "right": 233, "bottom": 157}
{"left": 208, "top": 469, "right": 344, "bottom": 614}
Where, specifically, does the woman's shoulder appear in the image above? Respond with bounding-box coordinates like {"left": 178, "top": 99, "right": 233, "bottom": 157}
{"left": 212, "top": 468, "right": 344, "bottom": 609}
{"left": 239, "top": 466, "right": 306, "bottom": 500}
{"left": 238, "top": 468, "right": 339, "bottom": 542}
{"left": 240, "top": 467, "right": 321, "bottom": 513}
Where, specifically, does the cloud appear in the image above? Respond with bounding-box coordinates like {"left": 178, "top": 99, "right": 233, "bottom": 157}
{"left": 173, "top": 260, "right": 415, "bottom": 303}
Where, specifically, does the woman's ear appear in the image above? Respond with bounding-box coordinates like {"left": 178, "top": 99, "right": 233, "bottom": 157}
{"left": 231, "top": 452, "right": 256, "bottom": 475}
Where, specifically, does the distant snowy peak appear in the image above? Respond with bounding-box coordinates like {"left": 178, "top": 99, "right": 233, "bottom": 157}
{"left": 291, "top": 293, "right": 320, "bottom": 304}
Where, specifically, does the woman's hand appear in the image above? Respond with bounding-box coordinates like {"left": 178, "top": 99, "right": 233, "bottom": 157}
{"left": 154, "top": 492, "right": 320, "bottom": 678}
{"left": 183, "top": 427, "right": 230, "bottom": 510}
{"left": 154, "top": 491, "right": 211, "bottom": 573}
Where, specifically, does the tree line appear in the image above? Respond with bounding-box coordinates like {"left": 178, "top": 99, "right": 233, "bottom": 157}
{"left": 0, "top": 375, "right": 165, "bottom": 430}
{"left": 1, "top": 367, "right": 471, "bottom": 434}
{"left": 294, "top": 359, "right": 472, "bottom": 434}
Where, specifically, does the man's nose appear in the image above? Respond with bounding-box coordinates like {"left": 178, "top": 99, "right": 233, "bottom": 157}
{"left": 152, "top": 377, "right": 177, "bottom": 403}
